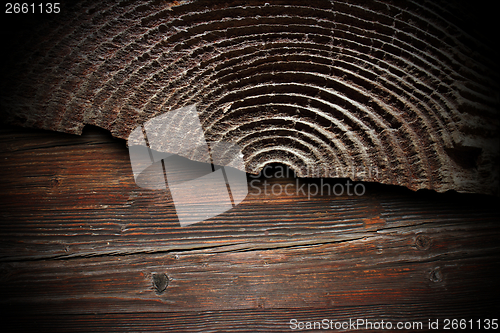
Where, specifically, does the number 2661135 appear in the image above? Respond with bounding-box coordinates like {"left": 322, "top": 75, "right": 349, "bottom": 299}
{"left": 6, "top": 3, "right": 60, "bottom": 14}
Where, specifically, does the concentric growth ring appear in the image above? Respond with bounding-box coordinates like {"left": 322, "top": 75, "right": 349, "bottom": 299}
{"left": 1, "top": 0, "right": 498, "bottom": 194}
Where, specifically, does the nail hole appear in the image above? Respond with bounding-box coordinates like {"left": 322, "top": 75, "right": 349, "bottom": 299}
{"left": 429, "top": 268, "right": 443, "bottom": 283}
{"left": 445, "top": 145, "right": 482, "bottom": 169}
{"left": 51, "top": 177, "right": 60, "bottom": 187}
{"left": 415, "top": 234, "right": 431, "bottom": 250}
{"left": 152, "top": 273, "right": 169, "bottom": 294}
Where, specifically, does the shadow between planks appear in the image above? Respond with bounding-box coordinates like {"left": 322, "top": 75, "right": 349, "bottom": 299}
{"left": 0, "top": 125, "right": 499, "bottom": 332}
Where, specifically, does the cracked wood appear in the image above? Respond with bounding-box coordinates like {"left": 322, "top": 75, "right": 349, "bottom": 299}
{"left": 0, "top": 126, "right": 499, "bottom": 331}
{"left": 1, "top": 0, "right": 499, "bottom": 195}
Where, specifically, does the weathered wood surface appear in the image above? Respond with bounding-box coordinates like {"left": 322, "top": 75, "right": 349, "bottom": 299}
{"left": 1, "top": 0, "right": 499, "bottom": 195}
{"left": 0, "top": 125, "right": 499, "bottom": 331}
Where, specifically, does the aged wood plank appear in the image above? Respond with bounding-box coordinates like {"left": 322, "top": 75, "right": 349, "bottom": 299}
{"left": 0, "top": 126, "right": 498, "bottom": 261}
{"left": 1, "top": 239, "right": 499, "bottom": 312}
{"left": 1, "top": 126, "right": 499, "bottom": 332}
{"left": 2, "top": 241, "right": 499, "bottom": 329}
{"left": 8, "top": 304, "right": 499, "bottom": 333}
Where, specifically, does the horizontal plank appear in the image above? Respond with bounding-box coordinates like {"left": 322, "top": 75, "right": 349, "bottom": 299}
{"left": 1, "top": 236, "right": 499, "bottom": 314}
{"left": 7, "top": 303, "right": 499, "bottom": 333}
{"left": 1, "top": 125, "right": 499, "bottom": 331}
{"left": 0, "top": 126, "right": 498, "bottom": 261}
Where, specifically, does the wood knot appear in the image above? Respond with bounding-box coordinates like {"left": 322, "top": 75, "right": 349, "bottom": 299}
{"left": 429, "top": 267, "right": 443, "bottom": 283}
{"left": 152, "top": 273, "right": 169, "bottom": 294}
{"left": 51, "top": 176, "right": 60, "bottom": 188}
{"left": 415, "top": 234, "right": 431, "bottom": 250}
{"left": 257, "top": 298, "right": 265, "bottom": 309}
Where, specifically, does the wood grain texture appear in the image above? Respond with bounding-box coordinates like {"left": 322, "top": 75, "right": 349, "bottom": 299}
{"left": 1, "top": 0, "right": 499, "bottom": 195}
{"left": 0, "top": 126, "right": 499, "bottom": 331}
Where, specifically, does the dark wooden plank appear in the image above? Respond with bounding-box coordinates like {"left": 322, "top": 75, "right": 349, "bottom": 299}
{"left": 5, "top": 301, "right": 500, "bottom": 332}
{"left": 6, "top": 305, "right": 497, "bottom": 333}
{"left": 1, "top": 236, "right": 499, "bottom": 313}
{"left": 0, "top": 126, "right": 498, "bottom": 261}
{"left": 1, "top": 125, "right": 499, "bottom": 331}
